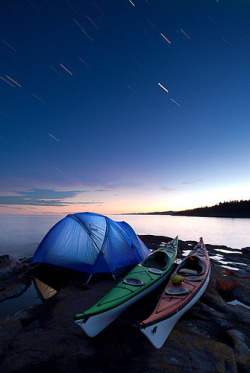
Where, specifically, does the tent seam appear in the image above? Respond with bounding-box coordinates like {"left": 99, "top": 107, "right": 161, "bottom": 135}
{"left": 91, "top": 217, "right": 114, "bottom": 275}
{"left": 68, "top": 214, "right": 101, "bottom": 253}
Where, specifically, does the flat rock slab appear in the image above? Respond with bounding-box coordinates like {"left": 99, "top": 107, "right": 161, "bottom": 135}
{"left": 0, "top": 237, "right": 249, "bottom": 373}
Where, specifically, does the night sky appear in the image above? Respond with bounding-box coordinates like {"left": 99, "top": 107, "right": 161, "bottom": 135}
{"left": 0, "top": 0, "right": 249, "bottom": 215}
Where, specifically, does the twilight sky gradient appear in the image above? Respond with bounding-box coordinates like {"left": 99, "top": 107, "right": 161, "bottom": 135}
{"left": 0, "top": 0, "right": 249, "bottom": 215}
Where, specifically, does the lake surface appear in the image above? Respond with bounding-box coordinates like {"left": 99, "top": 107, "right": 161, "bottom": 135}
{"left": 0, "top": 213, "right": 249, "bottom": 318}
{"left": 0, "top": 214, "right": 249, "bottom": 258}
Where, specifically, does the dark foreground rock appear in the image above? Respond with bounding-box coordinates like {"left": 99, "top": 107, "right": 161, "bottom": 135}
{"left": 0, "top": 237, "right": 249, "bottom": 373}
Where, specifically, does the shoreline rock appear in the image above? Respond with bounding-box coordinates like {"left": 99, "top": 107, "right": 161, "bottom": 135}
{"left": 0, "top": 236, "right": 249, "bottom": 373}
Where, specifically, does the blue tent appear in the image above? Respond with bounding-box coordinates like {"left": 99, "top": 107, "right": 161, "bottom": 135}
{"left": 31, "top": 212, "right": 150, "bottom": 280}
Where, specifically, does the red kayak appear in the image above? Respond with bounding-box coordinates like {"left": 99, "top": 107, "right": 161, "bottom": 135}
{"left": 139, "top": 237, "right": 210, "bottom": 349}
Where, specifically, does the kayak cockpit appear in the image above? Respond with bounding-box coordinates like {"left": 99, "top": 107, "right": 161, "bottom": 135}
{"left": 177, "top": 256, "right": 204, "bottom": 276}
{"left": 141, "top": 250, "right": 169, "bottom": 270}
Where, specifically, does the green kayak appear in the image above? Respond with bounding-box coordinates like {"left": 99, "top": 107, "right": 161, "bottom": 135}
{"left": 74, "top": 236, "right": 178, "bottom": 337}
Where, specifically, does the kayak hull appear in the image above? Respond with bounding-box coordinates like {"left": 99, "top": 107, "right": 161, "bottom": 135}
{"left": 140, "top": 266, "right": 211, "bottom": 349}
{"left": 139, "top": 237, "right": 210, "bottom": 349}
{"left": 75, "top": 236, "right": 178, "bottom": 337}
{"left": 75, "top": 268, "right": 172, "bottom": 337}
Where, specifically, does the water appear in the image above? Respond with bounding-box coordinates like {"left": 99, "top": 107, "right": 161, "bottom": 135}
{"left": 0, "top": 215, "right": 64, "bottom": 258}
{"left": 114, "top": 215, "right": 250, "bottom": 249}
{"left": 0, "top": 214, "right": 249, "bottom": 318}
{"left": 0, "top": 283, "right": 42, "bottom": 318}
{"left": 0, "top": 214, "right": 249, "bottom": 258}
{"left": 227, "top": 300, "right": 250, "bottom": 310}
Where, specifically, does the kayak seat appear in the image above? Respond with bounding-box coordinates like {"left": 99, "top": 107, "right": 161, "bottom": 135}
{"left": 142, "top": 251, "right": 168, "bottom": 270}
{"left": 179, "top": 268, "right": 198, "bottom": 275}
{"left": 177, "top": 256, "right": 204, "bottom": 276}
{"left": 165, "top": 287, "right": 190, "bottom": 296}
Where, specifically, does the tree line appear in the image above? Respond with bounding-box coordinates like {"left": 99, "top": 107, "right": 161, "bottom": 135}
{"left": 174, "top": 199, "right": 250, "bottom": 218}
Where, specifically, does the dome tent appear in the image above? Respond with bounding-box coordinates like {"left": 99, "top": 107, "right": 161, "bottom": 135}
{"left": 31, "top": 212, "right": 150, "bottom": 281}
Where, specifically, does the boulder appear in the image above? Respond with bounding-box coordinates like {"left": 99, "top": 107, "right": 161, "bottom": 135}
{"left": 227, "top": 329, "right": 250, "bottom": 373}
{"left": 216, "top": 278, "right": 236, "bottom": 293}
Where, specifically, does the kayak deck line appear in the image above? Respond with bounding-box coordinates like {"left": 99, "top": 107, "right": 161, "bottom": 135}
{"left": 139, "top": 237, "right": 211, "bottom": 348}
{"left": 75, "top": 238, "right": 178, "bottom": 319}
{"left": 139, "top": 266, "right": 211, "bottom": 329}
{"left": 74, "top": 264, "right": 175, "bottom": 321}
{"left": 139, "top": 270, "right": 211, "bottom": 349}
{"left": 74, "top": 236, "right": 178, "bottom": 336}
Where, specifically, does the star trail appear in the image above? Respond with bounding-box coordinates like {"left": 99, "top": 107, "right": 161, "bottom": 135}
{"left": 0, "top": 0, "right": 249, "bottom": 215}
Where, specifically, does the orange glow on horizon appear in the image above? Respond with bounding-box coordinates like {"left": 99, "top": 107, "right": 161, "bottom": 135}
{"left": 0, "top": 184, "right": 249, "bottom": 215}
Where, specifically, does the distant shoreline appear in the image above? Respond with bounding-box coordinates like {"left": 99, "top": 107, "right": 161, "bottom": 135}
{"left": 124, "top": 213, "right": 250, "bottom": 219}
{"left": 124, "top": 200, "right": 250, "bottom": 219}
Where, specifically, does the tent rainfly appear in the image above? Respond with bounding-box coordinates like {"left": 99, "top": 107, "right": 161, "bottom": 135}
{"left": 31, "top": 212, "right": 150, "bottom": 281}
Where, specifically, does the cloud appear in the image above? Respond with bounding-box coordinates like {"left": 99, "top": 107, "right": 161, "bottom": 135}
{"left": 79, "top": 201, "right": 104, "bottom": 205}
{"left": 181, "top": 179, "right": 202, "bottom": 185}
{"left": 0, "top": 188, "right": 103, "bottom": 207}
{"left": 160, "top": 188, "right": 176, "bottom": 192}
{"left": 94, "top": 189, "right": 112, "bottom": 192}
{"left": 23, "top": 189, "right": 80, "bottom": 199}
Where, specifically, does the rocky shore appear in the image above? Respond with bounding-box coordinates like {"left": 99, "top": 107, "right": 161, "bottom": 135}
{"left": 0, "top": 236, "right": 249, "bottom": 373}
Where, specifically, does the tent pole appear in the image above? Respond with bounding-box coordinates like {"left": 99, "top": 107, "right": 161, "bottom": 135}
{"left": 86, "top": 273, "right": 92, "bottom": 284}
